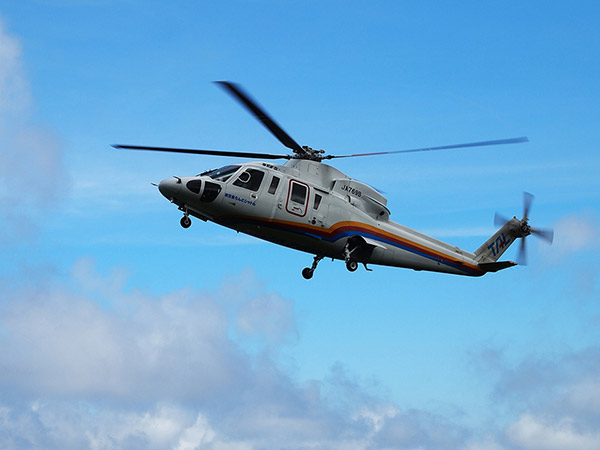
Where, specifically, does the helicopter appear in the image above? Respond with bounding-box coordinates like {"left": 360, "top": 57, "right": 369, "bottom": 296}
{"left": 114, "top": 81, "right": 554, "bottom": 279}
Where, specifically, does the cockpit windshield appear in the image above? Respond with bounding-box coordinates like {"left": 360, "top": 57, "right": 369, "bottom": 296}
{"left": 199, "top": 165, "right": 241, "bottom": 182}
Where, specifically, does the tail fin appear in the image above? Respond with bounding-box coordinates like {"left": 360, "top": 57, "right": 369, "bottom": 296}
{"left": 474, "top": 218, "right": 521, "bottom": 263}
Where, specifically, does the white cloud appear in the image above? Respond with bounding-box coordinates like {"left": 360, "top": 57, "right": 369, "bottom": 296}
{"left": 0, "top": 18, "right": 68, "bottom": 243}
{"left": 462, "top": 436, "right": 508, "bottom": 450}
{"left": 0, "top": 402, "right": 232, "bottom": 450}
{"left": 544, "top": 213, "right": 600, "bottom": 261}
{"left": 374, "top": 409, "right": 467, "bottom": 449}
{"left": 506, "top": 413, "right": 600, "bottom": 450}
{"left": 528, "top": 212, "right": 600, "bottom": 301}
{"left": 470, "top": 344, "right": 600, "bottom": 450}
{"left": 564, "top": 378, "right": 600, "bottom": 415}
{"left": 0, "top": 20, "right": 29, "bottom": 115}
{"left": 4, "top": 260, "right": 600, "bottom": 449}
{"left": 235, "top": 289, "right": 297, "bottom": 346}
{"left": 0, "top": 260, "right": 478, "bottom": 449}
{"left": 0, "top": 262, "right": 250, "bottom": 402}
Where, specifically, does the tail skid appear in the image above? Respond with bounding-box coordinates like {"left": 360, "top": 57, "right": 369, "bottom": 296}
{"left": 479, "top": 260, "right": 518, "bottom": 272}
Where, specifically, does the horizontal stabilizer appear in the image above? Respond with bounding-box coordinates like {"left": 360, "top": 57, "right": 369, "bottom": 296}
{"left": 479, "top": 261, "right": 517, "bottom": 273}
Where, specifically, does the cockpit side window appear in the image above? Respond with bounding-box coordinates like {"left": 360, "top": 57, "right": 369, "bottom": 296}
{"left": 233, "top": 169, "right": 265, "bottom": 192}
{"left": 200, "top": 182, "right": 222, "bottom": 202}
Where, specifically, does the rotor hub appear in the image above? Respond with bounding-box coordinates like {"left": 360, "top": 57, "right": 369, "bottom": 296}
{"left": 519, "top": 220, "right": 531, "bottom": 236}
{"left": 293, "top": 146, "right": 327, "bottom": 161}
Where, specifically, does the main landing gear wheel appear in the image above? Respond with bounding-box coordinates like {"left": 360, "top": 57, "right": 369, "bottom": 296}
{"left": 180, "top": 215, "right": 192, "bottom": 228}
{"left": 346, "top": 261, "right": 358, "bottom": 272}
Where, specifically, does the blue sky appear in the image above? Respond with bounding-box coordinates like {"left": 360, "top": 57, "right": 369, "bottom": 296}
{"left": 1, "top": 1, "right": 599, "bottom": 448}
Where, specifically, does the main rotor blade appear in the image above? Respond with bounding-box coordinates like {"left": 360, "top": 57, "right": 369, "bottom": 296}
{"left": 215, "top": 81, "right": 306, "bottom": 156}
{"left": 327, "top": 136, "right": 529, "bottom": 159}
{"left": 113, "top": 144, "right": 290, "bottom": 160}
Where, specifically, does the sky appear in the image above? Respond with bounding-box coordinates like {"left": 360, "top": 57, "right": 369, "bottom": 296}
{"left": 0, "top": 1, "right": 599, "bottom": 448}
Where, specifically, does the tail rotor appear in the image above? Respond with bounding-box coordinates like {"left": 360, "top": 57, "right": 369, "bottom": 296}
{"left": 495, "top": 192, "right": 554, "bottom": 265}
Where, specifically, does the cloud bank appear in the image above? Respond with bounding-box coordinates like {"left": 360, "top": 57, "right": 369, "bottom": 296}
{"left": 1, "top": 258, "right": 599, "bottom": 449}
{"left": 0, "top": 261, "right": 469, "bottom": 449}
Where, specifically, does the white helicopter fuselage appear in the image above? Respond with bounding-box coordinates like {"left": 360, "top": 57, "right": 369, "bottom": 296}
{"left": 120, "top": 82, "right": 550, "bottom": 278}
{"left": 159, "top": 158, "right": 523, "bottom": 277}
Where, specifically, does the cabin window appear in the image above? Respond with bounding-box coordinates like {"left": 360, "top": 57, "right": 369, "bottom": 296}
{"left": 290, "top": 182, "right": 307, "bottom": 205}
{"left": 268, "top": 176, "right": 280, "bottom": 194}
{"left": 233, "top": 169, "right": 265, "bottom": 192}
{"left": 313, "top": 193, "right": 322, "bottom": 210}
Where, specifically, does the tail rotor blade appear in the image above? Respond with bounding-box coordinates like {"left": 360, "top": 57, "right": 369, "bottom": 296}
{"left": 494, "top": 192, "right": 553, "bottom": 266}
{"left": 494, "top": 212, "right": 510, "bottom": 227}
{"left": 532, "top": 227, "right": 554, "bottom": 244}
{"left": 523, "top": 191, "right": 534, "bottom": 221}
{"left": 518, "top": 237, "right": 528, "bottom": 266}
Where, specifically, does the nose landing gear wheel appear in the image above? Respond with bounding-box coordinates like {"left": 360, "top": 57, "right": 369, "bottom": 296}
{"left": 180, "top": 215, "right": 192, "bottom": 228}
{"left": 346, "top": 261, "right": 358, "bottom": 272}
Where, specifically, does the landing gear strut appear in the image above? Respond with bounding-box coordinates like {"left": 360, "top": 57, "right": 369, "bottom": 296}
{"left": 343, "top": 241, "right": 358, "bottom": 272}
{"left": 302, "top": 255, "right": 323, "bottom": 280}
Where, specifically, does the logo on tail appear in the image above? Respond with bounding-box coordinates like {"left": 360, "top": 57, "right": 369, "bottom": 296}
{"left": 487, "top": 233, "right": 512, "bottom": 257}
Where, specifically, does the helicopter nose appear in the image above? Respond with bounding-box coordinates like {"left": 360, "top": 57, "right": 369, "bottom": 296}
{"left": 158, "top": 177, "right": 182, "bottom": 199}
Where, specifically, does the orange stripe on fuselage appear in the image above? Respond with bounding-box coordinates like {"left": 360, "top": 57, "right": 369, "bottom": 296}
{"left": 222, "top": 215, "right": 483, "bottom": 274}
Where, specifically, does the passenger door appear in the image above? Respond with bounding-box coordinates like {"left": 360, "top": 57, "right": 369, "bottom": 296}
{"left": 285, "top": 180, "right": 309, "bottom": 218}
